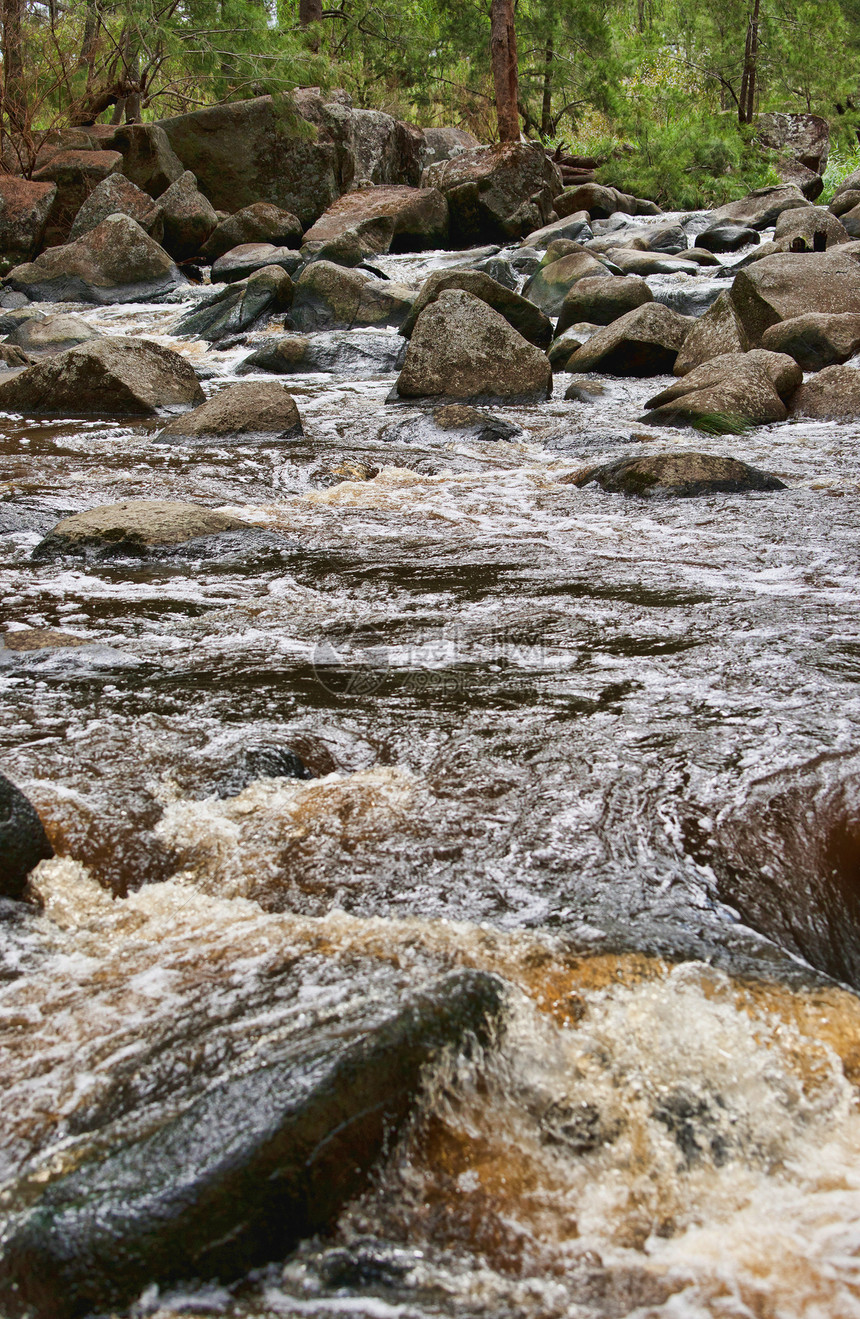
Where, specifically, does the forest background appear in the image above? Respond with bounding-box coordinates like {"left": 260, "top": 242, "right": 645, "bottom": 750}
{"left": 2, "top": 0, "right": 860, "bottom": 211}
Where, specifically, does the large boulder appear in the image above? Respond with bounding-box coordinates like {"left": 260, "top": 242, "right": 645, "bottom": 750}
{"left": 641, "top": 350, "right": 801, "bottom": 431}
{"left": 0, "top": 970, "right": 503, "bottom": 1319}
{"left": 157, "top": 382, "right": 303, "bottom": 441}
{"left": 210, "top": 244, "right": 302, "bottom": 285}
{"left": 238, "top": 331, "right": 405, "bottom": 378}
{"left": 302, "top": 185, "right": 448, "bottom": 253}
{"left": 673, "top": 291, "right": 751, "bottom": 375}
{"left": 790, "top": 364, "right": 860, "bottom": 420}
{"left": 523, "top": 251, "right": 611, "bottom": 316}
{"left": 68, "top": 173, "right": 163, "bottom": 242}
{"left": 565, "top": 303, "right": 692, "bottom": 376}
{"left": 32, "top": 147, "right": 123, "bottom": 243}
{"left": 760, "top": 311, "right": 860, "bottom": 371}
{"left": 396, "top": 289, "right": 551, "bottom": 402}
{"left": 830, "top": 187, "right": 860, "bottom": 217}
{"left": 556, "top": 274, "right": 653, "bottom": 332}
{"left": 288, "top": 260, "right": 413, "bottom": 333}
{"left": 33, "top": 500, "right": 251, "bottom": 560}
{"left": 5, "top": 313, "right": 102, "bottom": 358}
{"left": 572, "top": 452, "right": 785, "bottom": 498}
{"left": 0, "top": 176, "right": 57, "bottom": 263}
{"left": 729, "top": 246, "right": 860, "bottom": 342}
{"left": 158, "top": 95, "right": 347, "bottom": 226}
{"left": 711, "top": 184, "right": 809, "bottom": 230}
{"left": 835, "top": 203, "right": 860, "bottom": 240}
{"left": 172, "top": 266, "right": 294, "bottom": 342}
{"left": 106, "top": 122, "right": 185, "bottom": 197}
{"left": 757, "top": 112, "right": 830, "bottom": 175}
{"left": 0, "top": 770, "right": 53, "bottom": 901}
{"left": 200, "top": 203, "right": 303, "bottom": 262}
{"left": 345, "top": 109, "right": 424, "bottom": 188}
{"left": 304, "top": 215, "right": 396, "bottom": 267}
{"left": 0, "top": 337, "right": 204, "bottom": 416}
{"left": 418, "top": 126, "right": 481, "bottom": 170}
{"left": 421, "top": 143, "right": 561, "bottom": 245}
{"left": 399, "top": 269, "right": 551, "bottom": 347}
{"left": 5, "top": 214, "right": 185, "bottom": 304}
{"left": 156, "top": 170, "right": 218, "bottom": 262}
{"left": 772, "top": 206, "right": 849, "bottom": 248}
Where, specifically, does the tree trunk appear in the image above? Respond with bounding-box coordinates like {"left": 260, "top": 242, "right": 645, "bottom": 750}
{"left": 1, "top": 0, "right": 27, "bottom": 135}
{"left": 540, "top": 38, "right": 553, "bottom": 140}
{"left": 299, "top": 0, "right": 323, "bottom": 23}
{"left": 490, "top": 0, "right": 519, "bottom": 143}
{"left": 738, "top": 0, "right": 760, "bottom": 125}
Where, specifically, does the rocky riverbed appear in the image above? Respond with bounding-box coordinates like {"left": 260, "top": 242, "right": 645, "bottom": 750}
{"left": 3, "top": 182, "right": 860, "bottom": 1319}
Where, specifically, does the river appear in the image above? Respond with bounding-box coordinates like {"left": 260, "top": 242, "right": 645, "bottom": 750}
{"left": 2, "top": 219, "right": 860, "bottom": 1318}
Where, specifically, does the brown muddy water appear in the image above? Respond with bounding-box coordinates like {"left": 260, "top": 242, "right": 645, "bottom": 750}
{"left": 2, "top": 227, "right": 860, "bottom": 1317}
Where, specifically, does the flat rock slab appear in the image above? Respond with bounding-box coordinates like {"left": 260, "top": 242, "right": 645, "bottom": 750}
{"left": 33, "top": 500, "right": 252, "bottom": 559}
{"left": 157, "top": 382, "right": 303, "bottom": 441}
{"left": 0, "top": 969, "right": 505, "bottom": 1319}
{"left": 571, "top": 452, "right": 785, "bottom": 497}
{"left": 711, "top": 184, "right": 808, "bottom": 230}
{"left": 0, "top": 337, "right": 204, "bottom": 416}
{"left": 302, "top": 185, "right": 449, "bottom": 252}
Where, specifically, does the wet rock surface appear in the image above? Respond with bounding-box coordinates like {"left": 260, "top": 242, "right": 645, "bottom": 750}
{"left": 0, "top": 336, "right": 203, "bottom": 415}
{"left": 289, "top": 260, "right": 413, "bottom": 333}
{"left": 566, "top": 302, "right": 692, "bottom": 376}
{"left": 0, "top": 771, "right": 53, "bottom": 900}
{"left": 396, "top": 289, "right": 552, "bottom": 401}
{"left": 5, "top": 214, "right": 185, "bottom": 304}
{"left": 33, "top": 499, "right": 253, "bottom": 559}
{"left": 399, "top": 268, "right": 552, "bottom": 347}
{"left": 157, "top": 382, "right": 303, "bottom": 441}
{"left": 172, "top": 266, "right": 294, "bottom": 341}
{"left": 571, "top": 451, "right": 786, "bottom": 498}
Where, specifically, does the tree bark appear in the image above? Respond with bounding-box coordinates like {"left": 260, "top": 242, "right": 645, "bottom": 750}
{"left": 540, "top": 38, "right": 553, "bottom": 140}
{"left": 738, "top": 0, "right": 760, "bottom": 125}
{"left": 490, "top": 0, "right": 519, "bottom": 143}
{"left": 1, "top": 0, "right": 26, "bottom": 134}
{"left": 299, "top": 0, "right": 323, "bottom": 23}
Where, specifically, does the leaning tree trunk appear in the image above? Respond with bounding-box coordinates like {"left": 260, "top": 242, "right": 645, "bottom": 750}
{"left": 300, "top": 0, "right": 322, "bottom": 51}
{"left": 738, "top": 0, "right": 761, "bottom": 125}
{"left": 490, "top": 0, "right": 519, "bottom": 143}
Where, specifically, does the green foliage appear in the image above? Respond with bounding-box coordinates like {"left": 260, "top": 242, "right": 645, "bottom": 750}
{"left": 821, "top": 142, "right": 860, "bottom": 202}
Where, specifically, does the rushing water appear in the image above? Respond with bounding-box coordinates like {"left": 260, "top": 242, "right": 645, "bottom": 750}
{"left": 3, "top": 217, "right": 860, "bottom": 1317}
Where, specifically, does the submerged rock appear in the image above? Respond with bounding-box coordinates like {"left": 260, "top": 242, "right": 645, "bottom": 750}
{"left": 565, "top": 303, "right": 692, "bottom": 376}
{"left": 395, "top": 290, "right": 552, "bottom": 403}
{"left": 399, "top": 269, "right": 552, "bottom": 347}
{"left": 0, "top": 336, "right": 203, "bottom": 416}
{"left": 237, "top": 331, "right": 405, "bottom": 377}
{"left": 32, "top": 500, "right": 252, "bottom": 560}
{"left": 5, "top": 214, "right": 185, "bottom": 304}
{"left": 171, "top": 266, "right": 293, "bottom": 342}
{"left": 570, "top": 452, "right": 785, "bottom": 498}
{"left": 0, "top": 970, "right": 505, "bottom": 1319}
{"left": 0, "top": 771, "right": 53, "bottom": 901}
{"left": 157, "top": 382, "right": 303, "bottom": 441}
{"left": 380, "top": 403, "right": 523, "bottom": 445}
